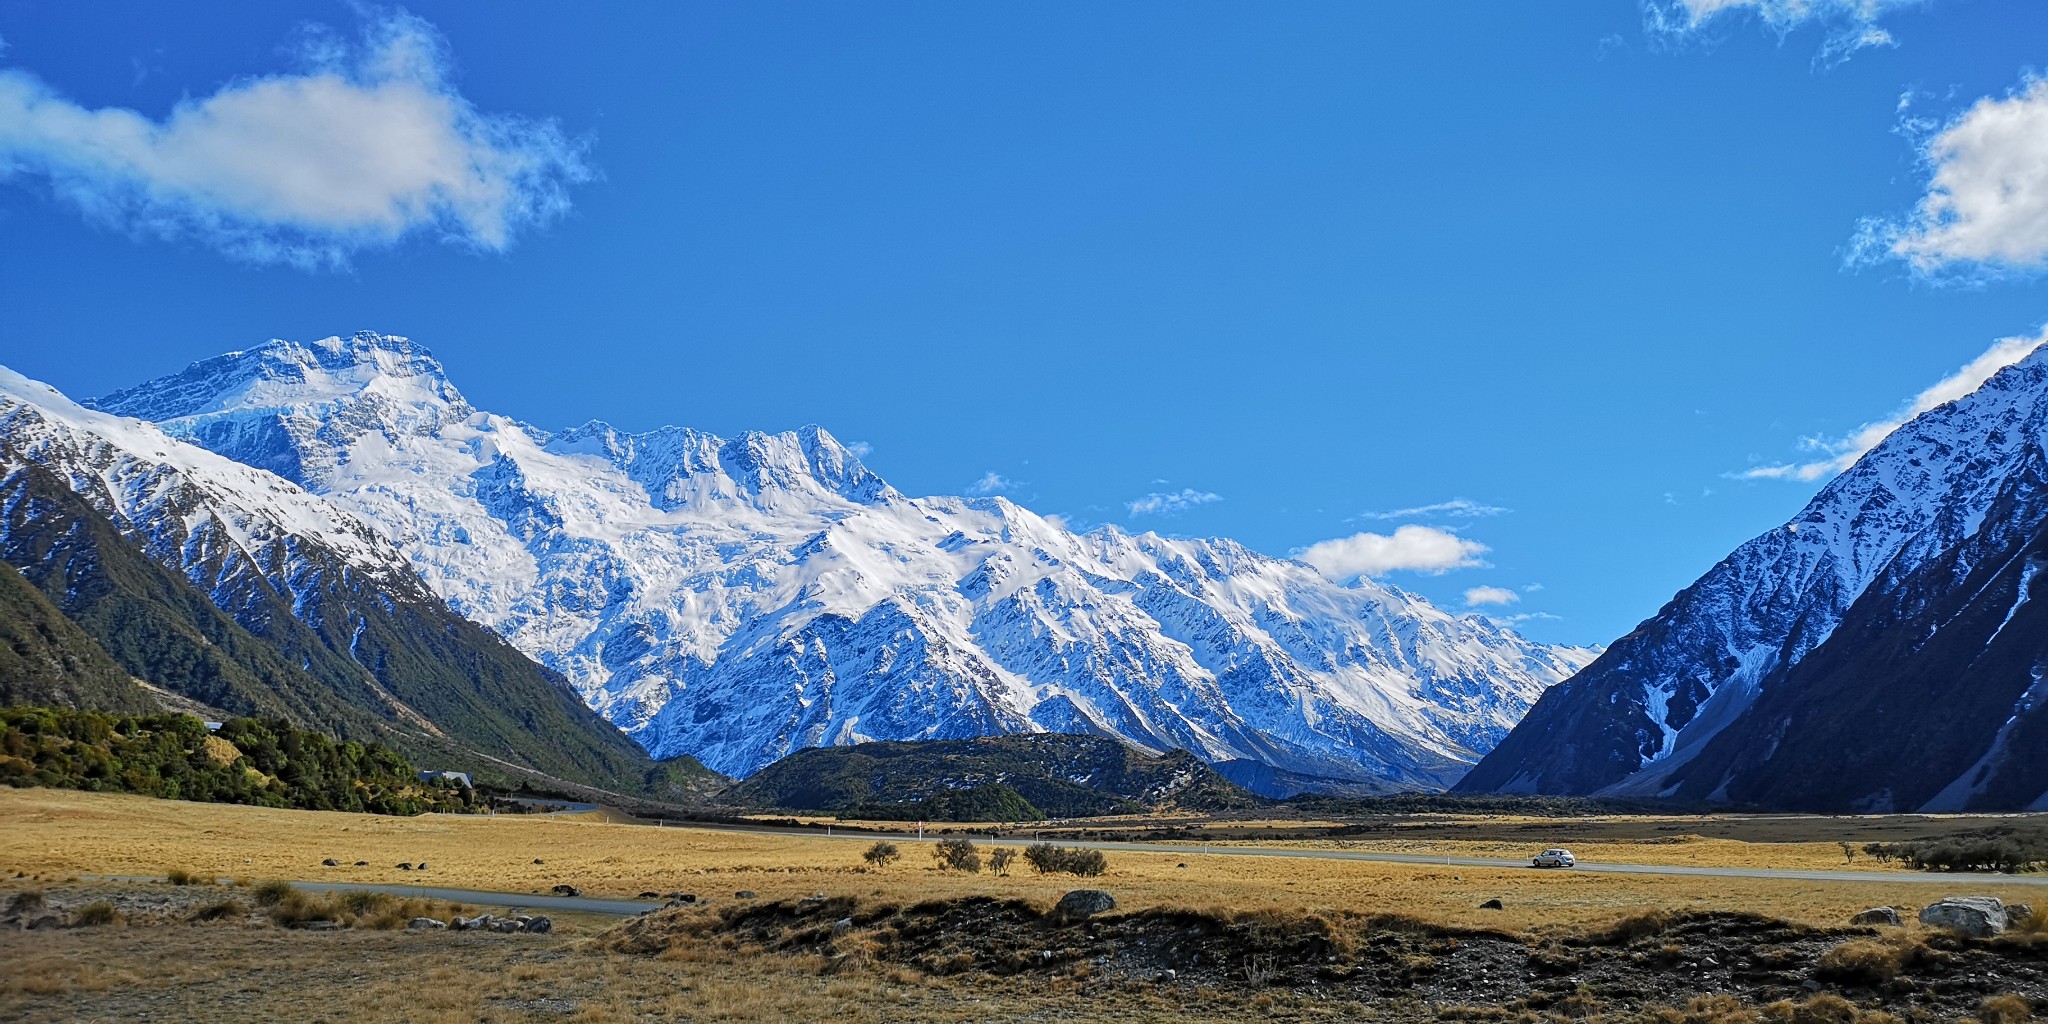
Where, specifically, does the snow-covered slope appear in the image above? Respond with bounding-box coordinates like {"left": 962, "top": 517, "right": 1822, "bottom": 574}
{"left": 1458, "top": 340, "right": 2048, "bottom": 808}
{"left": 90, "top": 332, "right": 1596, "bottom": 784}
{"left": 0, "top": 364, "right": 665, "bottom": 792}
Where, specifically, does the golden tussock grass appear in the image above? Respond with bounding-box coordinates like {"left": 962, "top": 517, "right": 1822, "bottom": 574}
{"left": 3, "top": 787, "right": 2041, "bottom": 939}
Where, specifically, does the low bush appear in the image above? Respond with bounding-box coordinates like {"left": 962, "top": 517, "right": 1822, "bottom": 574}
{"left": 165, "top": 868, "right": 206, "bottom": 886}
{"left": 1022, "top": 844, "right": 1108, "bottom": 877}
{"left": 932, "top": 838, "right": 981, "bottom": 873}
{"left": 989, "top": 847, "right": 1016, "bottom": 877}
{"left": 862, "top": 842, "right": 901, "bottom": 870}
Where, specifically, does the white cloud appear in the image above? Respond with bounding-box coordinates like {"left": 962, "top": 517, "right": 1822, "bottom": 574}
{"left": 1359, "top": 498, "right": 1510, "bottom": 520}
{"left": 844, "top": 441, "right": 873, "bottom": 458}
{"left": 966, "top": 471, "right": 1014, "bottom": 495}
{"left": 1126, "top": 488, "right": 1222, "bottom": 517}
{"left": 1294, "top": 525, "right": 1489, "bottom": 581}
{"left": 1644, "top": 0, "right": 1922, "bottom": 61}
{"left": 1854, "top": 77, "right": 2048, "bottom": 275}
{"left": 1464, "top": 586, "right": 1521, "bottom": 607}
{"left": 1739, "top": 327, "right": 2048, "bottom": 482}
{"left": 0, "top": 10, "right": 590, "bottom": 268}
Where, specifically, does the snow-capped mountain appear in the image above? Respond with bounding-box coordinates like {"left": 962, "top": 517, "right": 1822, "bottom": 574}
{"left": 88, "top": 332, "right": 1595, "bottom": 785}
{"left": 1458, "top": 340, "right": 2048, "bottom": 811}
{"left": 0, "top": 365, "right": 664, "bottom": 792}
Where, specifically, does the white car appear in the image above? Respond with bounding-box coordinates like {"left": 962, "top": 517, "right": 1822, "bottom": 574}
{"left": 1532, "top": 848, "right": 1576, "bottom": 868}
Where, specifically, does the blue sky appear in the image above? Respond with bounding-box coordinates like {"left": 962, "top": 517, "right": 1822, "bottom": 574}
{"left": 2, "top": 1, "right": 2045, "bottom": 646}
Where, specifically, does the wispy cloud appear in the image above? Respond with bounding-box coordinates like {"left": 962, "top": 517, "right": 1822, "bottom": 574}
{"left": 844, "top": 440, "right": 874, "bottom": 458}
{"left": 1358, "top": 498, "right": 1509, "bottom": 521}
{"left": 966, "top": 471, "right": 1014, "bottom": 495}
{"left": 1643, "top": 0, "right": 1925, "bottom": 63}
{"left": 1294, "top": 526, "right": 1489, "bottom": 582}
{"left": 1852, "top": 76, "right": 2048, "bottom": 278}
{"left": 1463, "top": 586, "right": 1521, "bottom": 607}
{"left": 1126, "top": 488, "right": 1222, "bottom": 517}
{"left": 0, "top": 8, "right": 591, "bottom": 268}
{"left": 1737, "top": 327, "right": 2047, "bottom": 482}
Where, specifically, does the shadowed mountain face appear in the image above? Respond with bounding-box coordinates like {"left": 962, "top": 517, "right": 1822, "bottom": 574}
{"left": 1459, "top": 345, "right": 2048, "bottom": 812}
{"left": 719, "top": 733, "right": 1261, "bottom": 817}
{"left": 84, "top": 332, "right": 1595, "bottom": 786}
{"left": 0, "top": 557, "right": 151, "bottom": 715}
{"left": 0, "top": 369, "right": 671, "bottom": 795}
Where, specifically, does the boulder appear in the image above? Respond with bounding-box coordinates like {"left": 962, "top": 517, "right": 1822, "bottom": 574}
{"left": 669, "top": 893, "right": 697, "bottom": 904}
{"left": 2008, "top": 904, "right": 2035, "bottom": 930}
{"left": 321, "top": 858, "right": 339, "bottom": 867}
{"left": 639, "top": 891, "right": 661, "bottom": 899}
{"left": 396, "top": 863, "right": 413, "bottom": 871}
{"left": 1850, "top": 907, "right": 1902, "bottom": 927}
{"left": 832, "top": 917, "right": 853, "bottom": 937}
{"left": 1918, "top": 897, "right": 2007, "bottom": 938}
{"left": 525, "top": 915, "right": 553, "bottom": 934}
{"left": 490, "top": 919, "right": 523, "bottom": 933}
{"left": 1479, "top": 899, "right": 1505, "bottom": 911}
{"left": 416, "top": 863, "right": 429, "bottom": 871}
{"left": 735, "top": 890, "right": 757, "bottom": 900}
{"left": 407, "top": 917, "right": 446, "bottom": 930}
{"left": 550, "top": 885, "right": 581, "bottom": 897}
{"left": 298, "top": 920, "right": 345, "bottom": 931}
{"left": 1052, "top": 890, "right": 1117, "bottom": 922}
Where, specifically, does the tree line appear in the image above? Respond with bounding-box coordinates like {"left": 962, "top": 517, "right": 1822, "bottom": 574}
{"left": 0, "top": 705, "right": 477, "bottom": 815}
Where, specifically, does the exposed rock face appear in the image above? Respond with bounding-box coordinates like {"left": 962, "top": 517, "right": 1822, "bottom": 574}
{"left": 1461, "top": 339, "right": 2048, "bottom": 812}
{"left": 1919, "top": 897, "right": 2009, "bottom": 938}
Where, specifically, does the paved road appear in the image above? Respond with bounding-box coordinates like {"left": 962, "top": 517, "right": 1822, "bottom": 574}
{"left": 659, "top": 821, "right": 2048, "bottom": 888}
{"left": 280, "top": 879, "right": 659, "bottom": 915}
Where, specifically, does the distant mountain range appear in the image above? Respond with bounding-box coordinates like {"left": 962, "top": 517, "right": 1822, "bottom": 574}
{"left": 0, "top": 367, "right": 703, "bottom": 798}
{"left": 0, "top": 331, "right": 1594, "bottom": 795}
{"left": 1459, "top": 341, "right": 2048, "bottom": 813}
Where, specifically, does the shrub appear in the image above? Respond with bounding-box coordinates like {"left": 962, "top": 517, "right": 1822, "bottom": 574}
{"left": 989, "top": 847, "right": 1016, "bottom": 877}
{"left": 189, "top": 899, "right": 248, "bottom": 923}
{"left": 1022, "top": 843, "right": 1108, "bottom": 877}
{"left": 933, "top": 838, "right": 981, "bottom": 873}
{"left": 252, "top": 880, "right": 295, "bottom": 907}
{"left": 74, "top": 901, "right": 120, "bottom": 926}
{"left": 862, "top": 842, "right": 901, "bottom": 870}
{"left": 165, "top": 868, "right": 206, "bottom": 886}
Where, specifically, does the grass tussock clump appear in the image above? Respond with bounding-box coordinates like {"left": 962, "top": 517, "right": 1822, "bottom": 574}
{"left": 1814, "top": 934, "right": 1947, "bottom": 987}
{"left": 264, "top": 887, "right": 459, "bottom": 930}
{"left": 188, "top": 898, "right": 248, "bottom": 923}
{"left": 251, "top": 879, "right": 295, "bottom": 907}
{"left": 164, "top": 867, "right": 208, "bottom": 886}
{"left": 1643, "top": 995, "right": 1908, "bottom": 1024}
{"left": 73, "top": 901, "right": 120, "bottom": 926}
{"left": 1978, "top": 994, "right": 2034, "bottom": 1024}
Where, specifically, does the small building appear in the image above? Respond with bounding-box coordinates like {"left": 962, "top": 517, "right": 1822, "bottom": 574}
{"left": 418, "top": 770, "right": 473, "bottom": 788}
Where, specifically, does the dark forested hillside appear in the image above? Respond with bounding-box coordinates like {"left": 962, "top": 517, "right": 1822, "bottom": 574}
{"left": 721, "top": 734, "right": 1261, "bottom": 817}
{"left": 0, "top": 564, "right": 152, "bottom": 713}
{"left": 0, "top": 459, "right": 670, "bottom": 796}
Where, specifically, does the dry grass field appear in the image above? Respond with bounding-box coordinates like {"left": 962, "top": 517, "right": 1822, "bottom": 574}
{"left": 6, "top": 788, "right": 2048, "bottom": 1023}
{"left": 3, "top": 787, "right": 2040, "bottom": 932}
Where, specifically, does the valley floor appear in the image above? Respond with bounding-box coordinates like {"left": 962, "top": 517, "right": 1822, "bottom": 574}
{"left": 4, "top": 789, "right": 2048, "bottom": 1023}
